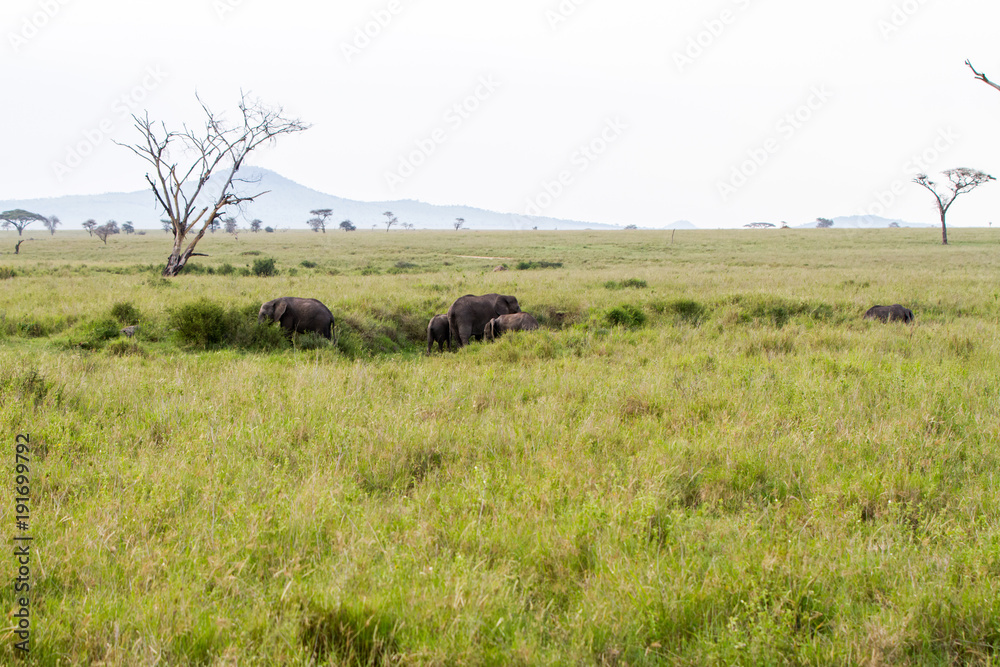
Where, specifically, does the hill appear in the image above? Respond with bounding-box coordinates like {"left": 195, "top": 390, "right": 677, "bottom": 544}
{"left": 0, "top": 168, "right": 621, "bottom": 231}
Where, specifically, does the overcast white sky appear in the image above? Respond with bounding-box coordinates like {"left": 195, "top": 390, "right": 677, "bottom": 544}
{"left": 4, "top": 0, "right": 1000, "bottom": 228}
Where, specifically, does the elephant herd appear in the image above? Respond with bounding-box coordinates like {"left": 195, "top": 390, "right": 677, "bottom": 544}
{"left": 257, "top": 294, "right": 914, "bottom": 351}
{"left": 256, "top": 293, "right": 540, "bottom": 352}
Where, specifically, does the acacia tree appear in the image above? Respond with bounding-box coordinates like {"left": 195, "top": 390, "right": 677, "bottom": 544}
{"left": 383, "top": 211, "right": 398, "bottom": 233}
{"left": 0, "top": 209, "right": 47, "bottom": 236}
{"left": 94, "top": 223, "right": 115, "bottom": 245}
{"left": 308, "top": 208, "right": 332, "bottom": 233}
{"left": 43, "top": 215, "right": 61, "bottom": 235}
{"left": 122, "top": 221, "right": 135, "bottom": 235}
{"left": 815, "top": 217, "right": 834, "bottom": 228}
{"left": 82, "top": 219, "right": 98, "bottom": 236}
{"left": 339, "top": 219, "right": 356, "bottom": 231}
{"left": 249, "top": 218, "right": 262, "bottom": 233}
{"left": 120, "top": 93, "right": 308, "bottom": 276}
{"left": 454, "top": 217, "right": 465, "bottom": 231}
{"left": 913, "top": 169, "right": 995, "bottom": 245}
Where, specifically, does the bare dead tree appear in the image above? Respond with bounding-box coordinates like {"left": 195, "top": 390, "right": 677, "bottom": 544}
{"left": 43, "top": 215, "right": 61, "bottom": 235}
{"left": 119, "top": 93, "right": 308, "bottom": 276}
{"left": 966, "top": 60, "right": 1000, "bottom": 93}
{"left": 913, "top": 168, "right": 995, "bottom": 245}
{"left": 14, "top": 239, "right": 29, "bottom": 254}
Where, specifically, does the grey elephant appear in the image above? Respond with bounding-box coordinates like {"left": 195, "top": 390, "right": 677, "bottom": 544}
{"left": 258, "top": 297, "right": 335, "bottom": 339}
{"left": 427, "top": 314, "right": 450, "bottom": 353}
{"left": 864, "top": 304, "right": 914, "bottom": 323}
{"left": 447, "top": 293, "right": 521, "bottom": 347}
{"left": 484, "top": 312, "right": 539, "bottom": 340}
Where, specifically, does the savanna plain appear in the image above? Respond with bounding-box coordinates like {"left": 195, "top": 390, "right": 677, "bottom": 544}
{"left": 2, "top": 228, "right": 1000, "bottom": 665}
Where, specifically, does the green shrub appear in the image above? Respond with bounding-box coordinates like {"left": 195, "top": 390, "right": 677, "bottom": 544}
{"left": 605, "top": 304, "right": 647, "bottom": 328}
{"left": 76, "top": 317, "right": 122, "bottom": 350}
{"left": 252, "top": 258, "right": 277, "bottom": 277}
{"left": 169, "top": 299, "right": 227, "bottom": 348}
{"left": 300, "top": 260, "right": 318, "bottom": 269}
{"left": 225, "top": 308, "right": 290, "bottom": 352}
{"left": 217, "top": 263, "right": 235, "bottom": 275}
{"left": 0, "top": 267, "right": 15, "bottom": 279}
{"left": 110, "top": 301, "right": 141, "bottom": 326}
{"left": 294, "top": 331, "right": 331, "bottom": 350}
{"left": 517, "top": 260, "right": 563, "bottom": 270}
{"left": 668, "top": 299, "right": 708, "bottom": 325}
{"left": 240, "top": 250, "right": 262, "bottom": 256}
{"left": 605, "top": 278, "right": 647, "bottom": 290}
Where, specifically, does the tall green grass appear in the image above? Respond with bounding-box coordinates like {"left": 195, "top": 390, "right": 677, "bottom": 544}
{"left": 2, "top": 228, "right": 1000, "bottom": 664}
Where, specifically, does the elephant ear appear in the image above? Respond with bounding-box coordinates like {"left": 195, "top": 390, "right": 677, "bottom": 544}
{"left": 273, "top": 300, "right": 288, "bottom": 322}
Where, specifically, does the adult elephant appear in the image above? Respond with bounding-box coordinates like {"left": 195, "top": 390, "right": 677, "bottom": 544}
{"left": 484, "top": 312, "right": 539, "bottom": 340}
{"left": 447, "top": 293, "right": 521, "bottom": 347}
{"left": 864, "top": 304, "right": 914, "bottom": 323}
{"left": 258, "top": 297, "right": 335, "bottom": 339}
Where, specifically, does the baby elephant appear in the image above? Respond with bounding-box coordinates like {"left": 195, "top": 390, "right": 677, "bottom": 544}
{"left": 258, "top": 297, "right": 335, "bottom": 339}
{"left": 484, "top": 312, "right": 539, "bottom": 340}
{"left": 427, "top": 314, "right": 450, "bottom": 353}
{"left": 864, "top": 304, "right": 914, "bottom": 323}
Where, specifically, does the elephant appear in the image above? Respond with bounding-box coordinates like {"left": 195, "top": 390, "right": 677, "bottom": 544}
{"left": 426, "top": 314, "right": 450, "bottom": 353}
{"left": 484, "top": 312, "right": 539, "bottom": 340}
{"left": 447, "top": 293, "right": 521, "bottom": 347}
{"left": 864, "top": 304, "right": 914, "bottom": 323}
{"left": 258, "top": 297, "right": 335, "bottom": 339}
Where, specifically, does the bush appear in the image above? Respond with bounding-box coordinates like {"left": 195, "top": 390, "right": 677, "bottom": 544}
{"left": 217, "top": 263, "right": 235, "bottom": 275}
{"left": 170, "top": 300, "right": 290, "bottom": 351}
{"left": 224, "top": 306, "right": 290, "bottom": 352}
{"left": 110, "top": 301, "right": 141, "bottom": 326}
{"left": 668, "top": 299, "right": 707, "bottom": 325}
{"left": 252, "top": 258, "right": 277, "bottom": 277}
{"left": 300, "top": 260, "right": 318, "bottom": 269}
{"left": 294, "top": 332, "right": 332, "bottom": 350}
{"left": 605, "top": 304, "right": 647, "bottom": 328}
{"left": 605, "top": 278, "right": 647, "bottom": 290}
{"left": 0, "top": 267, "right": 15, "bottom": 280}
{"left": 169, "top": 299, "right": 227, "bottom": 348}
{"left": 76, "top": 317, "right": 122, "bottom": 350}
{"left": 517, "top": 260, "right": 563, "bottom": 270}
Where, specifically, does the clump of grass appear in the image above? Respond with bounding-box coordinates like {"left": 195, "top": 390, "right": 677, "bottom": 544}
{"left": 104, "top": 339, "right": 145, "bottom": 357}
{"left": 517, "top": 260, "right": 563, "bottom": 270}
{"left": 0, "top": 267, "right": 15, "bottom": 279}
{"left": 728, "top": 295, "right": 833, "bottom": 328}
{"left": 605, "top": 304, "right": 647, "bottom": 328}
{"left": 299, "top": 603, "right": 399, "bottom": 665}
{"left": 240, "top": 250, "right": 262, "bottom": 256}
{"left": 0, "top": 367, "right": 51, "bottom": 406}
{"left": 605, "top": 278, "right": 647, "bottom": 290}
{"left": 110, "top": 301, "right": 141, "bottom": 326}
{"left": 300, "top": 260, "right": 318, "bottom": 269}
{"left": 252, "top": 257, "right": 277, "bottom": 277}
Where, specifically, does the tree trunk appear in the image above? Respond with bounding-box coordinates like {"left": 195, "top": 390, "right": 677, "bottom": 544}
{"left": 940, "top": 208, "right": 948, "bottom": 245}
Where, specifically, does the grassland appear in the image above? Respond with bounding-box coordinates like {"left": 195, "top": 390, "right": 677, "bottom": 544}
{"left": 2, "top": 227, "right": 1000, "bottom": 665}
